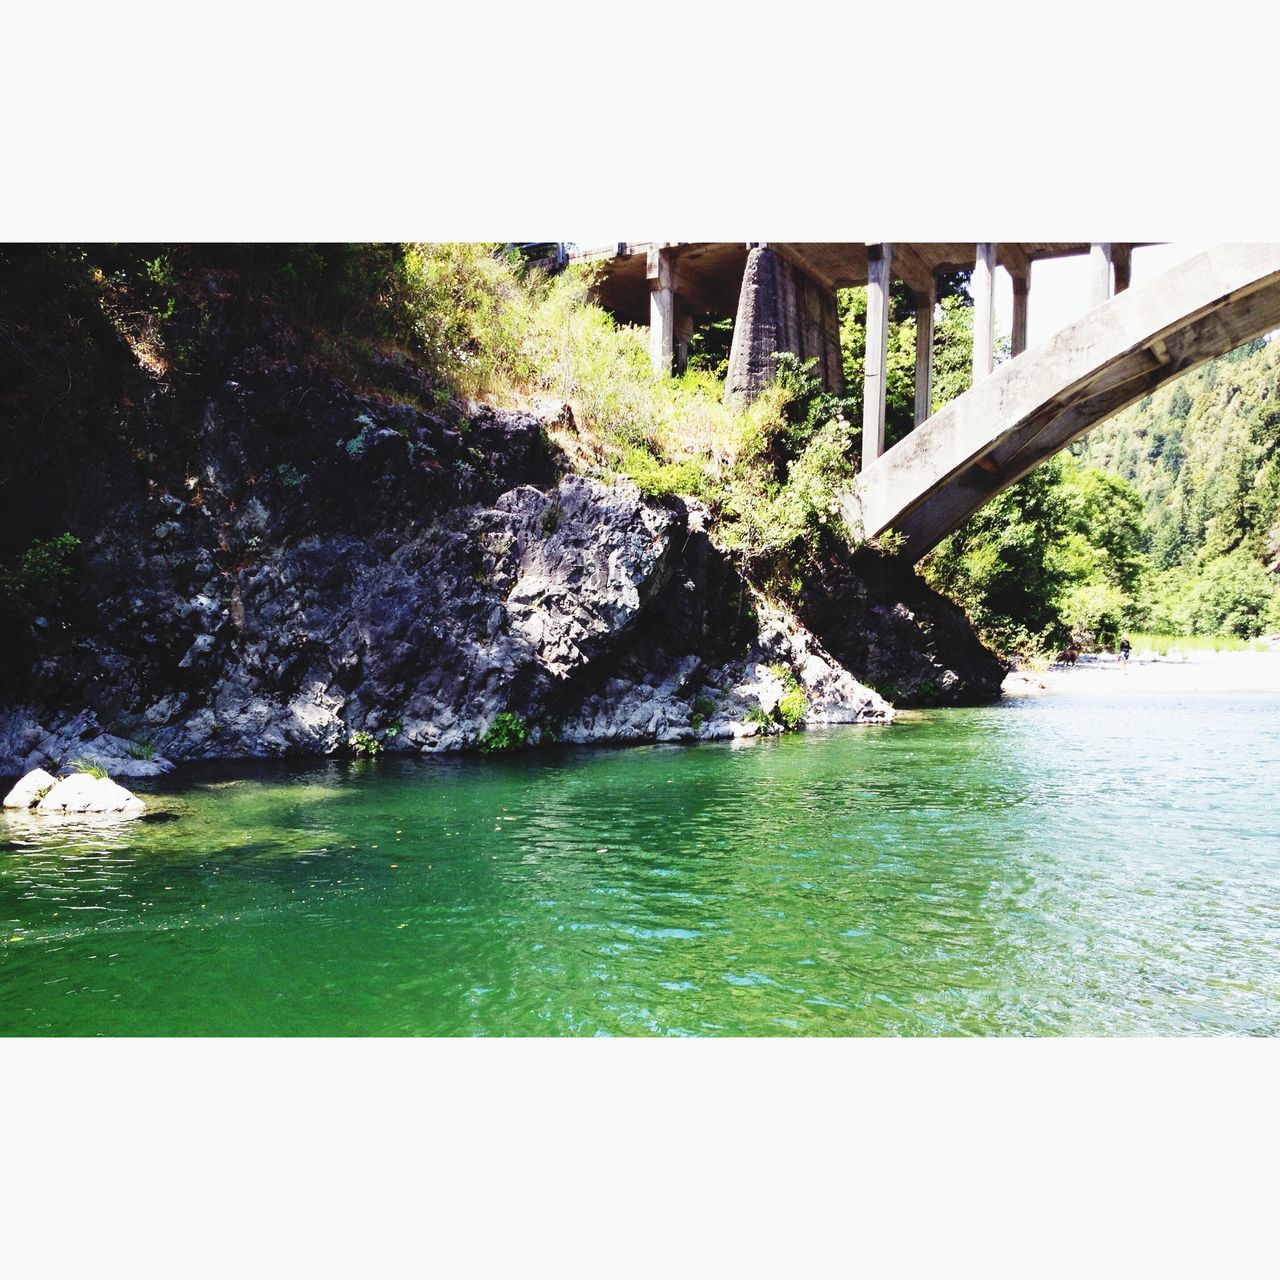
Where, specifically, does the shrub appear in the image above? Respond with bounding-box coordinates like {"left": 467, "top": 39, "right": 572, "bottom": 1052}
{"left": 71, "top": 762, "right": 108, "bottom": 779}
{"left": 0, "top": 533, "right": 80, "bottom": 614}
{"left": 348, "top": 730, "right": 383, "bottom": 757}
{"left": 478, "top": 712, "right": 528, "bottom": 753}
{"left": 126, "top": 740, "right": 156, "bottom": 761}
{"left": 777, "top": 684, "right": 807, "bottom": 730}
{"left": 768, "top": 663, "right": 807, "bottom": 731}
{"left": 690, "top": 694, "right": 716, "bottom": 733}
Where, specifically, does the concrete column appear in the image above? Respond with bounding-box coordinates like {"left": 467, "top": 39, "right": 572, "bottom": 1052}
{"left": 972, "top": 243, "right": 996, "bottom": 380}
{"left": 725, "top": 246, "right": 784, "bottom": 405}
{"left": 1090, "top": 242, "right": 1113, "bottom": 309}
{"left": 913, "top": 279, "right": 935, "bottom": 427}
{"left": 1010, "top": 272, "right": 1029, "bottom": 356}
{"left": 648, "top": 245, "right": 675, "bottom": 376}
{"left": 862, "top": 242, "right": 892, "bottom": 469}
{"left": 1113, "top": 244, "right": 1132, "bottom": 294}
{"left": 674, "top": 310, "right": 695, "bottom": 375}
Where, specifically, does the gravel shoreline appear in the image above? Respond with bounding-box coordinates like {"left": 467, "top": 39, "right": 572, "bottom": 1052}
{"left": 1003, "top": 647, "right": 1280, "bottom": 695}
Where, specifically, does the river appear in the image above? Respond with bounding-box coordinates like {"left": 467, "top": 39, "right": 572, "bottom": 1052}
{"left": 3, "top": 667, "right": 1278, "bottom": 1035}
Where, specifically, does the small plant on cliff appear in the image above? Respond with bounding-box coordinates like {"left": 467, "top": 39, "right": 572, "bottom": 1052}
{"left": 540, "top": 501, "right": 560, "bottom": 537}
{"left": 690, "top": 693, "right": 717, "bottom": 732}
{"left": 478, "top": 712, "right": 528, "bottom": 753}
{"left": 0, "top": 533, "right": 80, "bottom": 606}
{"left": 127, "top": 740, "right": 156, "bottom": 761}
{"left": 70, "top": 762, "right": 109, "bottom": 779}
{"left": 343, "top": 414, "right": 378, "bottom": 458}
{"left": 768, "top": 663, "right": 808, "bottom": 731}
{"left": 348, "top": 730, "right": 383, "bottom": 757}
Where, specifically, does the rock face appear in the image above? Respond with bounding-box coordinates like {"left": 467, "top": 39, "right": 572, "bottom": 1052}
{"left": 0, "top": 254, "right": 1003, "bottom": 769}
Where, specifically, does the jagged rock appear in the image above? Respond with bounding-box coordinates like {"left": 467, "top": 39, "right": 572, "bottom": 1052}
{"left": 3, "top": 767, "right": 59, "bottom": 809}
{"left": 34, "top": 773, "right": 145, "bottom": 814}
{"left": 0, "top": 283, "right": 1001, "bottom": 767}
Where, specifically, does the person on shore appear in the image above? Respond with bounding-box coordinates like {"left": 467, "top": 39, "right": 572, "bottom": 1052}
{"left": 1119, "top": 635, "right": 1131, "bottom": 668}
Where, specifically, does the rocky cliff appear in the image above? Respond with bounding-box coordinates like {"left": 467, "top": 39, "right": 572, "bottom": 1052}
{"left": 0, "top": 248, "right": 1003, "bottom": 777}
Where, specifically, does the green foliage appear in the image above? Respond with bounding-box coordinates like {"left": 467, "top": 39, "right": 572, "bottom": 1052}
{"left": 928, "top": 339, "right": 1280, "bottom": 652}
{"left": 686, "top": 316, "right": 735, "bottom": 379}
{"left": 143, "top": 254, "right": 173, "bottom": 287}
{"left": 924, "top": 455, "right": 1147, "bottom": 654}
{"left": 71, "top": 762, "right": 108, "bottom": 779}
{"left": 478, "top": 712, "right": 529, "bottom": 753}
{"left": 716, "top": 361, "right": 860, "bottom": 574}
{"left": 742, "top": 664, "right": 808, "bottom": 733}
{"left": 1, "top": 532, "right": 80, "bottom": 596}
{"left": 1073, "top": 338, "right": 1280, "bottom": 639}
{"left": 690, "top": 693, "right": 717, "bottom": 732}
{"left": 276, "top": 463, "right": 306, "bottom": 487}
{"left": 126, "top": 740, "right": 156, "bottom": 761}
{"left": 0, "top": 533, "right": 80, "bottom": 631}
{"left": 347, "top": 730, "right": 383, "bottom": 757}
{"left": 618, "top": 445, "right": 711, "bottom": 501}
{"left": 390, "top": 243, "right": 534, "bottom": 398}
{"left": 540, "top": 500, "right": 560, "bottom": 536}
{"left": 343, "top": 413, "right": 378, "bottom": 458}
{"left": 1146, "top": 552, "right": 1280, "bottom": 638}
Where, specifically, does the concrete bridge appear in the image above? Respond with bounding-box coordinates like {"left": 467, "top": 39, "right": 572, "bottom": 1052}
{"left": 849, "top": 243, "right": 1280, "bottom": 556}
{"left": 571, "top": 241, "right": 1280, "bottom": 560}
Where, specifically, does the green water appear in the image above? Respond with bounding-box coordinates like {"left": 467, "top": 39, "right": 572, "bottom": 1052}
{"left": 3, "top": 686, "right": 1278, "bottom": 1035}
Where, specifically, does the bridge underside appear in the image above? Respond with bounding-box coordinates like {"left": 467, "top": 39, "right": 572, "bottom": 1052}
{"left": 569, "top": 241, "right": 1139, "bottom": 418}
{"left": 849, "top": 244, "right": 1280, "bottom": 559}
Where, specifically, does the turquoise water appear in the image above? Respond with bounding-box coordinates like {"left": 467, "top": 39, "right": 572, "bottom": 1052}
{"left": 2, "top": 686, "right": 1278, "bottom": 1035}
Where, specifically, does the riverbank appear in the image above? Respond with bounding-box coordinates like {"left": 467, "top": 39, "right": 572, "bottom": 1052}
{"left": 1004, "top": 646, "right": 1280, "bottom": 696}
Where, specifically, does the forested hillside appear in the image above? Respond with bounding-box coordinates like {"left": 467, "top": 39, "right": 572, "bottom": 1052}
{"left": 1073, "top": 337, "right": 1280, "bottom": 637}
{"left": 921, "top": 332, "right": 1280, "bottom": 654}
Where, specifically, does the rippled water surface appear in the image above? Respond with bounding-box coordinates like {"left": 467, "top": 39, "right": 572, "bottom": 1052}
{"left": 3, "top": 686, "right": 1278, "bottom": 1035}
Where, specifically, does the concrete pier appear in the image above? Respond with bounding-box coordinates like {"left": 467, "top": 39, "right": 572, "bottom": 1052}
{"left": 570, "top": 240, "right": 1153, "bottom": 418}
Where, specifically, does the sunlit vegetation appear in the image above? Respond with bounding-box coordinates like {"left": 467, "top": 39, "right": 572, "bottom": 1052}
{"left": 19, "top": 243, "right": 1272, "bottom": 659}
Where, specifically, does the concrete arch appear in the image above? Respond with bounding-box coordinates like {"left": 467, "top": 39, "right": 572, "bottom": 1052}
{"left": 847, "top": 244, "right": 1280, "bottom": 559}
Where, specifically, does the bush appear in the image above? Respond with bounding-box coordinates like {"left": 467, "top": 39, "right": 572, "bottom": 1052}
{"left": 348, "top": 730, "right": 383, "bottom": 757}
{"left": 768, "top": 663, "right": 808, "bottom": 731}
{"left": 478, "top": 712, "right": 528, "bottom": 753}
{"left": 1182, "top": 552, "right": 1280, "bottom": 638}
{"left": 0, "top": 533, "right": 80, "bottom": 616}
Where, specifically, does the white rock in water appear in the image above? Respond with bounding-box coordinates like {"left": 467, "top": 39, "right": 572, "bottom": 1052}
{"left": 3, "top": 767, "right": 60, "bottom": 809}
{"left": 35, "top": 774, "right": 146, "bottom": 815}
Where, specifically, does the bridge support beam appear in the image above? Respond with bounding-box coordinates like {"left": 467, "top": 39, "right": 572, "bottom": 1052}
{"left": 675, "top": 309, "right": 695, "bottom": 375}
{"left": 726, "top": 245, "right": 844, "bottom": 405}
{"left": 1113, "top": 244, "right": 1132, "bottom": 294}
{"left": 913, "top": 279, "right": 935, "bottom": 426}
{"left": 648, "top": 245, "right": 676, "bottom": 376}
{"left": 863, "top": 243, "right": 892, "bottom": 467}
{"left": 1090, "top": 242, "right": 1114, "bottom": 309}
{"left": 1011, "top": 273, "right": 1029, "bottom": 356}
{"left": 972, "top": 243, "right": 996, "bottom": 379}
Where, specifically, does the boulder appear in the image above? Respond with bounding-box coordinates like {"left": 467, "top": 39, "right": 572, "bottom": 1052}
{"left": 3, "top": 767, "right": 60, "bottom": 809}
{"left": 34, "top": 774, "right": 146, "bottom": 815}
